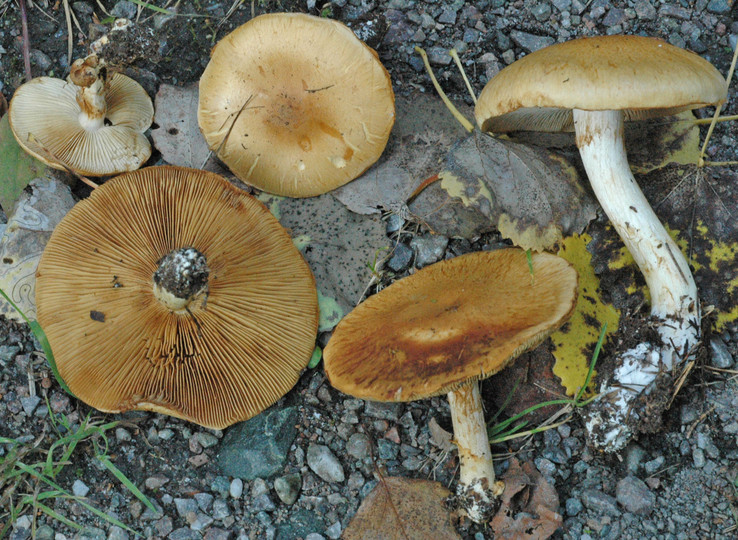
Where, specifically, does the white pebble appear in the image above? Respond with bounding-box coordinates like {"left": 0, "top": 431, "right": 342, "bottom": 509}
{"left": 72, "top": 479, "right": 89, "bottom": 497}
{"left": 230, "top": 478, "right": 243, "bottom": 499}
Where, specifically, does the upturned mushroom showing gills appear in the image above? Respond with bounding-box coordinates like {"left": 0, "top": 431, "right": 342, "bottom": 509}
{"left": 198, "top": 12, "right": 395, "bottom": 198}
{"left": 474, "top": 35, "right": 728, "bottom": 452}
{"left": 324, "top": 249, "right": 578, "bottom": 523}
{"left": 35, "top": 166, "right": 319, "bottom": 430}
{"left": 8, "top": 55, "right": 153, "bottom": 176}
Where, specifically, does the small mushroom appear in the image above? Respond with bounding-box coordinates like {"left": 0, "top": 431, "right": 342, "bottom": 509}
{"left": 35, "top": 166, "right": 319, "bottom": 429}
{"left": 474, "top": 35, "right": 728, "bottom": 451}
{"left": 9, "top": 55, "right": 153, "bottom": 176}
{"left": 198, "top": 12, "right": 395, "bottom": 197}
{"left": 324, "top": 249, "right": 578, "bottom": 522}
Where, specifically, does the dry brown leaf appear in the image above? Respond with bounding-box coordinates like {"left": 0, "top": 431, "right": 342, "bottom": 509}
{"left": 490, "top": 458, "right": 562, "bottom": 540}
{"left": 428, "top": 417, "right": 455, "bottom": 452}
{"left": 344, "top": 476, "right": 461, "bottom": 540}
{"left": 150, "top": 83, "right": 227, "bottom": 174}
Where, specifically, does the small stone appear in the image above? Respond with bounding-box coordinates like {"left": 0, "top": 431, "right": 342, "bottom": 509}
{"left": 364, "top": 401, "right": 402, "bottom": 420}
{"left": 709, "top": 336, "right": 734, "bottom": 368}
{"left": 633, "top": 0, "right": 656, "bottom": 19}
{"left": 643, "top": 455, "right": 665, "bottom": 475}
{"left": 427, "top": 47, "right": 452, "bottom": 66}
{"left": 707, "top": 0, "right": 732, "bottom": 14}
{"left": 274, "top": 473, "right": 302, "bottom": 505}
{"left": 531, "top": 4, "right": 551, "bottom": 21}
{"left": 693, "top": 448, "right": 706, "bottom": 468}
{"left": 195, "top": 431, "right": 219, "bottom": 448}
{"left": 115, "top": 427, "right": 132, "bottom": 442}
{"left": 325, "top": 522, "right": 342, "bottom": 540}
{"left": 194, "top": 492, "right": 214, "bottom": 512}
{"left": 581, "top": 489, "right": 621, "bottom": 516}
{"left": 110, "top": 0, "right": 137, "bottom": 18}
{"left": 307, "top": 444, "right": 345, "bottom": 483}
{"left": 20, "top": 395, "right": 40, "bottom": 416}
{"left": 509, "top": 30, "right": 555, "bottom": 52}
{"left": 174, "top": 498, "right": 198, "bottom": 518}
{"left": 189, "top": 512, "right": 214, "bottom": 531}
{"left": 616, "top": 476, "right": 655, "bottom": 515}
{"left": 72, "top": 480, "right": 90, "bottom": 497}
{"left": 212, "top": 498, "right": 231, "bottom": 519}
{"left": 410, "top": 235, "right": 448, "bottom": 268}
{"left": 107, "top": 525, "right": 130, "bottom": 540}
{"left": 346, "top": 433, "right": 371, "bottom": 460}
{"left": 144, "top": 475, "right": 169, "bottom": 490}
{"left": 229, "top": 478, "right": 243, "bottom": 499}
{"left": 386, "top": 243, "right": 413, "bottom": 272}
{"left": 566, "top": 497, "right": 583, "bottom": 516}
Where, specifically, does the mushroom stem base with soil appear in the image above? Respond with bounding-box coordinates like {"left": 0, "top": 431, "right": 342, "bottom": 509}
{"left": 574, "top": 109, "right": 700, "bottom": 452}
{"left": 448, "top": 381, "right": 504, "bottom": 523}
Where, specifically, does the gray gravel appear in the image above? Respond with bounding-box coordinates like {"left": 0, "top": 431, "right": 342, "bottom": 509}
{"left": 2, "top": 0, "right": 738, "bottom": 539}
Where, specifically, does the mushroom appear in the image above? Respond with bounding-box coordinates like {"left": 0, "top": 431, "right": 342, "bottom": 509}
{"left": 198, "top": 12, "right": 395, "bottom": 197}
{"left": 35, "top": 166, "right": 319, "bottom": 429}
{"left": 9, "top": 54, "right": 153, "bottom": 176}
{"left": 324, "top": 249, "right": 578, "bottom": 522}
{"left": 474, "top": 35, "right": 728, "bottom": 451}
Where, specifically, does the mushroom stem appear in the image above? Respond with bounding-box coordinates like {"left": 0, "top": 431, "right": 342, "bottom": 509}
{"left": 447, "top": 381, "right": 504, "bottom": 523}
{"left": 70, "top": 56, "right": 107, "bottom": 130}
{"left": 574, "top": 109, "right": 700, "bottom": 451}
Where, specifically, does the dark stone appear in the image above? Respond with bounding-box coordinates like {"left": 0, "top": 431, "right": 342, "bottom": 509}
{"left": 275, "top": 508, "right": 327, "bottom": 540}
{"left": 216, "top": 406, "right": 299, "bottom": 480}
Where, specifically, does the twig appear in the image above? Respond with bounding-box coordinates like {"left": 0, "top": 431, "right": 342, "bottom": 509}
{"left": 18, "top": 0, "right": 32, "bottom": 80}
{"left": 62, "top": 0, "right": 73, "bottom": 67}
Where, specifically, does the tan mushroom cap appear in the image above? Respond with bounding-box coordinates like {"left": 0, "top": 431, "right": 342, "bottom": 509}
{"left": 9, "top": 72, "right": 153, "bottom": 175}
{"left": 475, "top": 35, "right": 728, "bottom": 133}
{"left": 324, "top": 249, "right": 578, "bottom": 402}
{"left": 35, "top": 166, "right": 319, "bottom": 429}
{"left": 198, "top": 12, "right": 395, "bottom": 198}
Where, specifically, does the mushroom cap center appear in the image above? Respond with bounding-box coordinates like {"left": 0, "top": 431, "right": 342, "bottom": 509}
{"left": 152, "top": 247, "right": 210, "bottom": 311}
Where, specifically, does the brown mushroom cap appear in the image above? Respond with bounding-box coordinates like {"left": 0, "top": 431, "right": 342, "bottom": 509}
{"left": 324, "top": 249, "right": 578, "bottom": 402}
{"left": 475, "top": 35, "right": 728, "bottom": 133}
{"left": 198, "top": 12, "right": 395, "bottom": 197}
{"left": 35, "top": 166, "right": 319, "bottom": 429}
{"left": 9, "top": 72, "right": 153, "bottom": 176}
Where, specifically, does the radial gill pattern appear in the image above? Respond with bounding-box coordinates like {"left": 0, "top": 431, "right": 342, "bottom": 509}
{"left": 35, "top": 166, "right": 319, "bottom": 429}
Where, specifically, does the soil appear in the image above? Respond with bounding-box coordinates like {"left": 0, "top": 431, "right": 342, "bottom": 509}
{"left": 2, "top": 1, "right": 738, "bottom": 539}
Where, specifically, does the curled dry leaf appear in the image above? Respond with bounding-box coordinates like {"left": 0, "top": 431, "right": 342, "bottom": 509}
{"left": 343, "top": 476, "right": 460, "bottom": 540}
{"left": 490, "top": 458, "right": 562, "bottom": 540}
{"left": 412, "top": 131, "right": 597, "bottom": 251}
{"left": 333, "top": 92, "right": 467, "bottom": 216}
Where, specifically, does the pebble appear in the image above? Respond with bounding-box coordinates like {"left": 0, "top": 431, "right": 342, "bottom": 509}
{"left": 72, "top": 479, "right": 89, "bottom": 497}
{"left": 410, "top": 234, "right": 449, "bottom": 268}
{"left": 274, "top": 473, "right": 302, "bottom": 505}
{"left": 508, "top": 30, "right": 555, "bottom": 52}
{"left": 107, "top": 526, "right": 129, "bottom": 540}
{"left": 144, "top": 474, "right": 169, "bottom": 490}
{"left": 174, "top": 498, "right": 198, "bottom": 518}
{"left": 346, "top": 432, "right": 371, "bottom": 460}
{"left": 110, "top": 0, "right": 137, "bottom": 18}
{"left": 212, "top": 498, "right": 230, "bottom": 519}
{"left": 194, "top": 492, "right": 214, "bottom": 512}
{"left": 566, "top": 497, "right": 584, "bottom": 516}
{"left": 709, "top": 336, "right": 734, "bottom": 368}
{"left": 20, "top": 395, "right": 40, "bottom": 416}
{"left": 307, "top": 444, "right": 345, "bottom": 483}
{"left": 581, "top": 489, "right": 621, "bottom": 516}
{"left": 616, "top": 476, "right": 656, "bottom": 515}
{"left": 386, "top": 242, "right": 413, "bottom": 272}
{"left": 229, "top": 478, "right": 243, "bottom": 499}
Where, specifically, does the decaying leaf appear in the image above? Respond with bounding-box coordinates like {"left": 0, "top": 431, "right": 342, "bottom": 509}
{"left": 257, "top": 192, "right": 387, "bottom": 331}
{"left": 150, "top": 83, "right": 227, "bottom": 173}
{"left": 413, "top": 131, "right": 597, "bottom": 251}
{"left": 343, "top": 476, "right": 460, "bottom": 540}
{"left": 332, "top": 92, "right": 468, "bottom": 216}
{"left": 625, "top": 112, "right": 700, "bottom": 174}
{"left": 428, "top": 417, "right": 454, "bottom": 452}
{"left": 490, "top": 458, "right": 562, "bottom": 540}
{"left": 509, "top": 111, "right": 700, "bottom": 175}
{"left": 0, "top": 114, "right": 53, "bottom": 213}
{"left": 589, "top": 165, "right": 738, "bottom": 332}
{"left": 551, "top": 234, "right": 620, "bottom": 396}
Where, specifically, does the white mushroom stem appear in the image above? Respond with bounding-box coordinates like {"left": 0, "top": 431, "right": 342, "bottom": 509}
{"left": 574, "top": 109, "right": 700, "bottom": 451}
{"left": 76, "top": 78, "right": 107, "bottom": 131}
{"left": 447, "top": 381, "right": 504, "bottom": 523}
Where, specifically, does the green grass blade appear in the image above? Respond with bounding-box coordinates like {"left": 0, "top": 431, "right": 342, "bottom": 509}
{"left": 127, "top": 0, "right": 172, "bottom": 13}
{"left": 574, "top": 322, "right": 608, "bottom": 405}
{"left": 97, "top": 455, "right": 157, "bottom": 513}
{"left": 33, "top": 501, "right": 83, "bottom": 530}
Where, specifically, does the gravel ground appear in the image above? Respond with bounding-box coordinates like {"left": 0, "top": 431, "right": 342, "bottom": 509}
{"left": 2, "top": 1, "right": 738, "bottom": 539}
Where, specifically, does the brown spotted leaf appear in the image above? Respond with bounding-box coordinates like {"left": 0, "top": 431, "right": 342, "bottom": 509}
{"left": 343, "top": 476, "right": 460, "bottom": 540}
{"left": 490, "top": 458, "right": 562, "bottom": 540}
{"left": 415, "top": 131, "right": 597, "bottom": 251}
